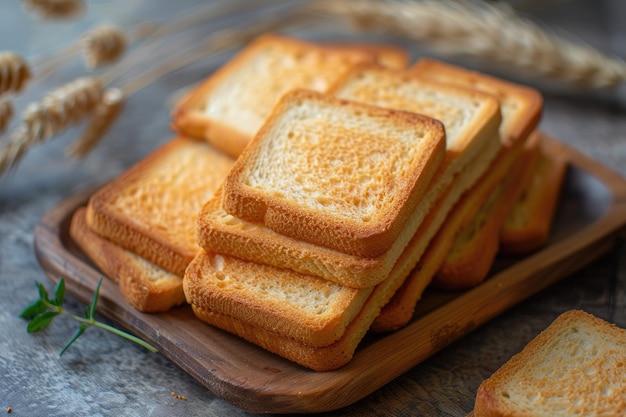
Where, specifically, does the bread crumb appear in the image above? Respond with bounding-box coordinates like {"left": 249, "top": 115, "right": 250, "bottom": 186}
{"left": 170, "top": 392, "right": 187, "bottom": 401}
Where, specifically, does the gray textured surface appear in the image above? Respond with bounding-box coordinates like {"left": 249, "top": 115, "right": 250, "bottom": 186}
{"left": 1, "top": 1, "right": 625, "bottom": 416}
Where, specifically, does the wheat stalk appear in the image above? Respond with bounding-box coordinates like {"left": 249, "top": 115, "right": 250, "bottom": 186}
{"left": 66, "top": 88, "right": 125, "bottom": 157}
{"left": 310, "top": 0, "right": 626, "bottom": 89}
{"left": 23, "top": 0, "right": 85, "bottom": 20}
{"left": 0, "top": 76, "right": 103, "bottom": 174}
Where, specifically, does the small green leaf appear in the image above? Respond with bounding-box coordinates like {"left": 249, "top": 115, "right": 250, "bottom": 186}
{"left": 88, "top": 277, "right": 103, "bottom": 319}
{"left": 27, "top": 311, "right": 58, "bottom": 332}
{"left": 53, "top": 279, "right": 66, "bottom": 306}
{"left": 20, "top": 299, "right": 48, "bottom": 319}
{"left": 36, "top": 282, "right": 49, "bottom": 301}
{"left": 60, "top": 325, "right": 87, "bottom": 356}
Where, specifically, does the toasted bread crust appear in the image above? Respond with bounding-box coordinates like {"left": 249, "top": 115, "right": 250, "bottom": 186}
{"left": 222, "top": 89, "right": 446, "bottom": 258}
{"left": 474, "top": 310, "right": 626, "bottom": 416}
{"left": 86, "top": 136, "right": 234, "bottom": 276}
{"left": 70, "top": 208, "right": 185, "bottom": 313}
{"left": 171, "top": 33, "right": 375, "bottom": 158}
{"left": 500, "top": 139, "right": 568, "bottom": 253}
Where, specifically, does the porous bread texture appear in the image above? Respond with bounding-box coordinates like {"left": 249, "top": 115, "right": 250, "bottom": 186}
{"left": 70, "top": 208, "right": 185, "bottom": 313}
{"left": 183, "top": 250, "right": 372, "bottom": 347}
{"left": 411, "top": 58, "right": 543, "bottom": 147}
{"left": 197, "top": 106, "right": 501, "bottom": 288}
{"left": 86, "top": 136, "right": 234, "bottom": 277}
{"left": 171, "top": 33, "right": 375, "bottom": 157}
{"left": 222, "top": 88, "right": 446, "bottom": 258}
{"left": 500, "top": 139, "right": 568, "bottom": 254}
{"left": 474, "top": 310, "right": 626, "bottom": 417}
{"left": 188, "top": 141, "right": 498, "bottom": 366}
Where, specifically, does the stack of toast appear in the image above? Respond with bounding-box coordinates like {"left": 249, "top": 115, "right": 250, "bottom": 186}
{"left": 70, "top": 34, "right": 569, "bottom": 371}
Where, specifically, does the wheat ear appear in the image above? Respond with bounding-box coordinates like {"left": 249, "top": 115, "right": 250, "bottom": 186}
{"left": 0, "top": 76, "right": 103, "bottom": 175}
{"left": 311, "top": 0, "right": 626, "bottom": 90}
{"left": 66, "top": 88, "right": 124, "bottom": 157}
{"left": 23, "top": 0, "right": 85, "bottom": 20}
{"left": 80, "top": 25, "right": 130, "bottom": 69}
{"left": 0, "top": 52, "right": 31, "bottom": 96}
{"left": 0, "top": 99, "right": 13, "bottom": 135}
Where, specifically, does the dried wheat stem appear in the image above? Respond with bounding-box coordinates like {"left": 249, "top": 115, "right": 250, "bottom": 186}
{"left": 0, "top": 52, "right": 31, "bottom": 96}
{"left": 0, "top": 99, "right": 13, "bottom": 134}
{"left": 23, "top": 0, "right": 85, "bottom": 20}
{"left": 67, "top": 88, "right": 125, "bottom": 157}
{"left": 311, "top": 0, "right": 626, "bottom": 89}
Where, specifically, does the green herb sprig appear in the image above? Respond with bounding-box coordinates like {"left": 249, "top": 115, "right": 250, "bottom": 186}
{"left": 20, "top": 277, "right": 157, "bottom": 355}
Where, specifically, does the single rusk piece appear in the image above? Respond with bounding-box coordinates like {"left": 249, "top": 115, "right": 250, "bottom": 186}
{"left": 198, "top": 65, "right": 501, "bottom": 288}
{"left": 86, "top": 136, "right": 234, "bottom": 277}
{"left": 500, "top": 138, "right": 568, "bottom": 253}
{"left": 70, "top": 208, "right": 185, "bottom": 313}
{"left": 371, "top": 59, "right": 543, "bottom": 330}
{"left": 171, "top": 33, "right": 375, "bottom": 158}
{"left": 221, "top": 87, "right": 447, "bottom": 258}
{"left": 474, "top": 310, "right": 626, "bottom": 416}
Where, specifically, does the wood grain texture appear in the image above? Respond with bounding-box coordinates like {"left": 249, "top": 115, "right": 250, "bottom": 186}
{"left": 33, "top": 134, "right": 626, "bottom": 413}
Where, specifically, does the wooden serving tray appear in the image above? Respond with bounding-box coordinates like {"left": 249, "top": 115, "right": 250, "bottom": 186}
{"left": 33, "top": 134, "right": 626, "bottom": 414}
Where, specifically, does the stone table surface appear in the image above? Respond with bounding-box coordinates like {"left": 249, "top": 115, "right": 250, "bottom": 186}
{"left": 1, "top": 1, "right": 625, "bottom": 416}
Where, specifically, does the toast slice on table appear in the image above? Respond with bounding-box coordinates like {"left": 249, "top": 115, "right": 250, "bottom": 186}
{"left": 500, "top": 138, "right": 568, "bottom": 254}
{"left": 197, "top": 66, "right": 501, "bottom": 288}
{"left": 371, "top": 60, "right": 543, "bottom": 330}
{"left": 86, "top": 136, "right": 234, "bottom": 277}
{"left": 433, "top": 133, "right": 540, "bottom": 291}
{"left": 221, "top": 88, "right": 446, "bottom": 258}
{"left": 70, "top": 208, "right": 185, "bottom": 313}
{"left": 474, "top": 310, "right": 626, "bottom": 416}
{"left": 171, "top": 33, "right": 375, "bottom": 158}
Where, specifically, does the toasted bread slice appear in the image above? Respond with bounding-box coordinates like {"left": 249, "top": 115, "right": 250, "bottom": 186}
{"left": 86, "top": 136, "right": 234, "bottom": 277}
{"left": 410, "top": 58, "right": 543, "bottom": 146}
{"left": 323, "top": 41, "right": 410, "bottom": 69}
{"left": 371, "top": 60, "right": 543, "bottom": 329}
{"left": 433, "top": 133, "right": 540, "bottom": 290}
{"left": 500, "top": 138, "right": 568, "bottom": 254}
{"left": 222, "top": 88, "right": 446, "bottom": 258}
{"left": 474, "top": 310, "right": 626, "bottom": 416}
{"left": 186, "top": 142, "right": 495, "bottom": 356}
{"left": 70, "top": 208, "right": 185, "bottom": 313}
{"left": 198, "top": 66, "right": 501, "bottom": 287}
{"left": 184, "top": 250, "right": 373, "bottom": 347}
{"left": 171, "top": 33, "right": 375, "bottom": 157}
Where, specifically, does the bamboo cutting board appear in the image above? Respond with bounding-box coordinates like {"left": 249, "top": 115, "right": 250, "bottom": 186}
{"left": 33, "top": 134, "right": 626, "bottom": 414}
